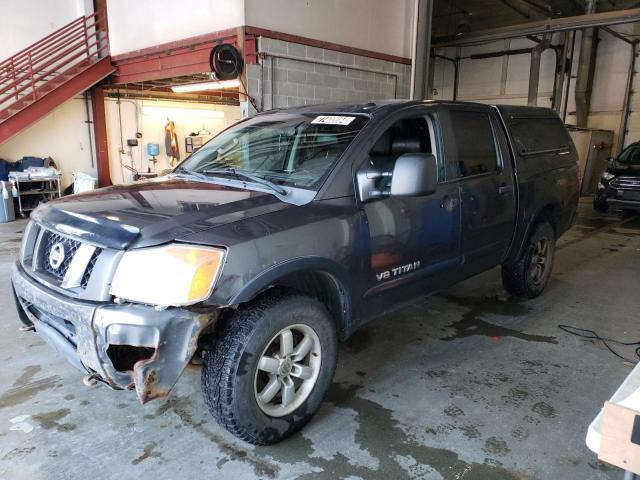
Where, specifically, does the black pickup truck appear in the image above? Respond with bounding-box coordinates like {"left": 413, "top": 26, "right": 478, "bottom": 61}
{"left": 11, "top": 100, "right": 578, "bottom": 445}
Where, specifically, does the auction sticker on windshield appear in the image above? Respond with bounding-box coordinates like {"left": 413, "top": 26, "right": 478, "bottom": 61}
{"left": 311, "top": 115, "right": 356, "bottom": 126}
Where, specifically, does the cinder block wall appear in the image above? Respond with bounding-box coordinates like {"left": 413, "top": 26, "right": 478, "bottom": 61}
{"left": 246, "top": 37, "right": 411, "bottom": 113}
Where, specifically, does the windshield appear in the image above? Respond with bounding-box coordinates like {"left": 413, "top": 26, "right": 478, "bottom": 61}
{"left": 178, "top": 112, "right": 369, "bottom": 189}
{"left": 617, "top": 145, "right": 640, "bottom": 165}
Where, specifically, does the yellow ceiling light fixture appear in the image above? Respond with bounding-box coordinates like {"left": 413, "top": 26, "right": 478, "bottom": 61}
{"left": 171, "top": 79, "right": 241, "bottom": 93}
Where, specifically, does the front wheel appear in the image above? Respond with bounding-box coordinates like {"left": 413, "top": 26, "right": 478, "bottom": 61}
{"left": 201, "top": 288, "right": 337, "bottom": 445}
{"left": 502, "top": 222, "right": 556, "bottom": 299}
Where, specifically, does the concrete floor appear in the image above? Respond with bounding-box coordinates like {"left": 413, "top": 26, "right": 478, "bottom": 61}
{"left": 0, "top": 198, "right": 638, "bottom": 480}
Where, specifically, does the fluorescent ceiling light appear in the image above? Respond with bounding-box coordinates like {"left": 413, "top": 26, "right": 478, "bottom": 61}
{"left": 171, "top": 79, "right": 240, "bottom": 93}
{"left": 141, "top": 106, "right": 225, "bottom": 119}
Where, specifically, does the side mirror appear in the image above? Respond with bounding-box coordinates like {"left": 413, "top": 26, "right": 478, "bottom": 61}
{"left": 356, "top": 169, "right": 392, "bottom": 202}
{"left": 390, "top": 153, "right": 437, "bottom": 197}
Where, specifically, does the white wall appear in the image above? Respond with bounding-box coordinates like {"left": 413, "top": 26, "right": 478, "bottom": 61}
{"left": 433, "top": 36, "right": 558, "bottom": 108}
{"left": 0, "top": 0, "right": 95, "bottom": 189}
{"left": 106, "top": 0, "right": 412, "bottom": 59}
{"left": 610, "top": 24, "right": 640, "bottom": 150}
{"left": 564, "top": 27, "right": 634, "bottom": 152}
{"left": 0, "top": 96, "right": 96, "bottom": 189}
{"left": 432, "top": 26, "right": 637, "bottom": 154}
{"left": 104, "top": 98, "right": 241, "bottom": 184}
{"left": 107, "top": 0, "right": 245, "bottom": 56}
{"left": 245, "top": 0, "right": 414, "bottom": 59}
{"left": 0, "top": 0, "right": 92, "bottom": 61}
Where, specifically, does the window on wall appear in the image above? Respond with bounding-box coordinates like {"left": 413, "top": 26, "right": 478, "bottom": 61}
{"left": 442, "top": 110, "right": 498, "bottom": 180}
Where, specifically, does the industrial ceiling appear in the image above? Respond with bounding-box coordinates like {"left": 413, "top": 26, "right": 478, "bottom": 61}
{"left": 432, "top": 0, "right": 640, "bottom": 38}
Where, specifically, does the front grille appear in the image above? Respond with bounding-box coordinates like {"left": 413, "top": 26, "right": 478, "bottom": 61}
{"left": 41, "top": 231, "right": 81, "bottom": 280}
{"left": 81, "top": 247, "right": 102, "bottom": 288}
{"left": 19, "top": 222, "right": 113, "bottom": 300}
{"left": 611, "top": 176, "right": 640, "bottom": 190}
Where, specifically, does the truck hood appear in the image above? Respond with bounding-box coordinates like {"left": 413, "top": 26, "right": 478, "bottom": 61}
{"left": 32, "top": 178, "right": 295, "bottom": 249}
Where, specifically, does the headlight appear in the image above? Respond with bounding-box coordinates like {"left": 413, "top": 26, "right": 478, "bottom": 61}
{"left": 110, "top": 244, "right": 226, "bottom": 306}
{"left": 601, "top": 171, "right": 615, "bottom": 182}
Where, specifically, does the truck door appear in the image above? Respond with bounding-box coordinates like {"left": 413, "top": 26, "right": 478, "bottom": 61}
{"left": 437, "top": 106, "right": 516, "bottom": 268}
{"left": 359, "top": 111, "right": 462, "bottom": 299}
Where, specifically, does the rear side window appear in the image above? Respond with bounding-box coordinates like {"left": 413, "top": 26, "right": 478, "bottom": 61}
{"left": 509, "top": 116, "right": 570, "bottom": 156}
{"left": 440, "top": 110, "right": 498, "bottom": 179}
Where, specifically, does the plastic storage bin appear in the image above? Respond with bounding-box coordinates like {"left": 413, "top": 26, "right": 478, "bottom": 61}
{"left": 0, "top": 181, "right": 15, "bottom": 223}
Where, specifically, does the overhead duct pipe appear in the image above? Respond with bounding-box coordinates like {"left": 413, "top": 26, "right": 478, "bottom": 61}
{"left": 575, "top": 0, "right": 599, "bottom": 127}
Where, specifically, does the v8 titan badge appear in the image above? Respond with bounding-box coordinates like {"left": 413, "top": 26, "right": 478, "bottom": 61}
{"left": 376, "top": 261, "right": 421, "bottom": 282}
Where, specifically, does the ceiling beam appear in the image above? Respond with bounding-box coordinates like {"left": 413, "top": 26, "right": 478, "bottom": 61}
{"left": 433, "top": 7, "right": 640, "bottom": 47}
{"left": 498, "top": 0, "right": 533, "bottom": 19}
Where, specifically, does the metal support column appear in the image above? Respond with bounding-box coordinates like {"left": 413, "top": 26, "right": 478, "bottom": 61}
{"left": 575, "top": 0, "right": 599, "bottom": 128}
{"left": 410, "top": 0, "right": 433, "bottom": 100}
{"left": 91, "top": 86, "right": 111, "bottom": 187}
{"left": 528, "top": 34, "right": 551, "bottom": 106}
{"left": 619, "top": 41, "right": 637, "bottom": 153}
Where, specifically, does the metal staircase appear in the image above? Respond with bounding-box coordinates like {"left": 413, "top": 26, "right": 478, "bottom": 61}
{"left": 0, "top": 11, "right": 115, "bottom": 144}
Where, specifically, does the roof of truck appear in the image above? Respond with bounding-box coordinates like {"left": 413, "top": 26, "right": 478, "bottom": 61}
{"left": 263, "top": 99, "right": 476, "bottom": 113}
{"left": 258, "top": 100, "right": 558, "bottom": 118}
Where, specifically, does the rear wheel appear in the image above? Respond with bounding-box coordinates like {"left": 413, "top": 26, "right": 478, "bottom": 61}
{"left": 201, "top": 288, "right": 337, "bottom": 445}
{"left": 502, "top": 222, "right": 556, "bottom": 299}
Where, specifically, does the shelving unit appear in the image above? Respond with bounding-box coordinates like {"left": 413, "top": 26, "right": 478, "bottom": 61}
{"left": 9, "top": 174, "right": 62, "bottom": 217}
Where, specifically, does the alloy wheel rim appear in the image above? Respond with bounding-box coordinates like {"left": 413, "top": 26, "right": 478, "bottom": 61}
{"left": 529, "top": 238, "right": 549, "bottom": 285}
{"left": 254, "top": 324, "right": 322, "bottom": 417}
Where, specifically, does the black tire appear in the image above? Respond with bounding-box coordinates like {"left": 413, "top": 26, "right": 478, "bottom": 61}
{"left": 593, "top": 197, "right": 609, "bottom": 213}
{"left": 201, "top": 288, "right": 338, "bottom": 445}
{"left": 502, "top": 222, "right": 556, "bottom": 299}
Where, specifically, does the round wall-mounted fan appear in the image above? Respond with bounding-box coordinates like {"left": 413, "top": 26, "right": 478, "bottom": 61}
{"left": 209, "top": 44, "right": 244, "bottom": 80}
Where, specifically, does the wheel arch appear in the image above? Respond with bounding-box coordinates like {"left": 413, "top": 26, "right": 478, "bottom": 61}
{"left": 534, "top": 203, "right": 561, "bottom": 237}
{"left": 506, "top": 202, "right": 561, "bottom": 264}
{"left": 229, "top": 258, "right": 354, "bottom": 340}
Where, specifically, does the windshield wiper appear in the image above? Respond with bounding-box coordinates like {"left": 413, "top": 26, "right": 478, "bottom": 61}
{"left": 203, "top": 168, "right": 288, "bottom": 196}
{"left": 172, "top": 167, "right": 211, "bottom": 181}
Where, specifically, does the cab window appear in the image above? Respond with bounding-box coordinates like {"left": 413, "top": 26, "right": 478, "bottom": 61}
{"left": 366, "top": 115, "right": 440, "bottom": 193}
{"left": 440, "top": 110, "right": 498, "bottom": 180}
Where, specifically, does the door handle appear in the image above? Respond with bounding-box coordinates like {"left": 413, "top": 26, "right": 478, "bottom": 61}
{"left": 440, "top": 196, "right": 458, "bottom": 212}
{"left": 497, "top": 184, "right": 514, "bottom": 195}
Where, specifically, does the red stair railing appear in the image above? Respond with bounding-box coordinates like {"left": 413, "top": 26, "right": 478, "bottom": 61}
{"left": 0, "top": 10, "right": 109, "bottom": 117}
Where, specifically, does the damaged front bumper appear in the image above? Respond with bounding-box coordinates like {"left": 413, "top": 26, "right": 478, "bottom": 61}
{"left": 11, "top": 261, "right": 216, "bottom": 403}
